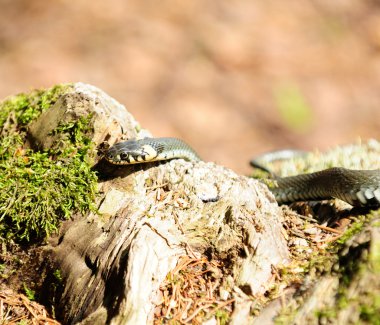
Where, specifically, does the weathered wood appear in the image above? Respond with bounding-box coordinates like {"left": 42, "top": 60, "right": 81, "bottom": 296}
{"left": 29, "top": 83, "right": 289, "bottom": 324}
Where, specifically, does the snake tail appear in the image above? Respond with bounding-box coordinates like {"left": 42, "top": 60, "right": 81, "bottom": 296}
{"left": 250, "top": 149, "right": 309, "bottom": 174}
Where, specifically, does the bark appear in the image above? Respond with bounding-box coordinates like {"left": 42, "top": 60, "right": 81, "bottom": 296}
{"left": 29, "top": 83, "right": 289, "bottom": 324}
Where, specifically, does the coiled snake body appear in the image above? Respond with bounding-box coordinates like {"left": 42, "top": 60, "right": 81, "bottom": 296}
{"left": 105, "top": 137, "right": 380, "bottom": 208}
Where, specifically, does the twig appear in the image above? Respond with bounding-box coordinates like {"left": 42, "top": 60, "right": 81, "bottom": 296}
{"left": 314, "top": 224, "right": 342, "bottom": 234}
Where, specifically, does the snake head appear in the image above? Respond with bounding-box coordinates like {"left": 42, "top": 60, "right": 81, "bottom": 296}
{"left": 105, "top": 140, "right": 158, "bottom": 164}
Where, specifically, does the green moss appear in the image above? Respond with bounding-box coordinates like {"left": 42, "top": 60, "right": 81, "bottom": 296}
{"left": 0, "top": 84, "right": 72, "bottom": 128}
{"left": 314, "top": 308, "right": 337, "bottom": 320}
{"left": 360, "top": 294, "right": 380, "bottom": 323}
{"left": 250, "top": 140, "right": 380, "bottom": 179}
{"left": 23, "top": 283, "right": 36, "bottom": 301}
{"left": 214, "top": 309, "right": 230, "bottom": 325}
{"left": 274, "top": 213, "right": 378, "bottom": 323}
{"left": 251, "top": 142, "right": 380, "bottom": 323}
{"left": 17, "top": 321, "right": 28, "bottom": 325}
{"left": 0, "top": 84, "right": 98, "bottom": 244}
{"left": 369, "top": 219, "right": 380, "bottom": 273}
{"left": 53, "top": 269, "right": 63, "bottom": 282}
{"left": 334, "top": 216, "right": 367, "bottom": 246}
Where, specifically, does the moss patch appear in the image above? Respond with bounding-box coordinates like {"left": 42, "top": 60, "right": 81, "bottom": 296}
{"left": 251, "top": 139, "right": 380, "bottom": 178}
{"left": 249, "top": 144, "right": 380, "bottom": 323}
{"left": 359, "top": 294, "right": 380, "bottom": 323}
{"left": 274, "top": 212, "right": 380, "bottom": 324}
{"left": 0, "top": 84, "right": 98, "bottom": 244}
{"left": 0, "top": 85, "right": 72, "bottom": 129}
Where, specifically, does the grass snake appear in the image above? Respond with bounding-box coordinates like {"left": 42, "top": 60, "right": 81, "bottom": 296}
{"left": 105, "top": 137, "right": 380, "bottom": 208}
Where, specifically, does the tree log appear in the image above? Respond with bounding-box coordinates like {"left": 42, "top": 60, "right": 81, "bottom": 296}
{"left": 28, "top": 83, "right": 289, "bottom": 324}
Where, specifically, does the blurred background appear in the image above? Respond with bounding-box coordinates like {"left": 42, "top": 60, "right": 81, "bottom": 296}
{"left": 0, "top": 0, "right": 380, "bottom": 173}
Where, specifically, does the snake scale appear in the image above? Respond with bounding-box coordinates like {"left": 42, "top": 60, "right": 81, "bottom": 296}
{"left": 105, "top": 137, "right": 380, "bottom": 208}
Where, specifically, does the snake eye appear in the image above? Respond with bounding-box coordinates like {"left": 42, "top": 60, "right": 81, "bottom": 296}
{"left": 120, "top": 153, "right": 128, "bottom": 160}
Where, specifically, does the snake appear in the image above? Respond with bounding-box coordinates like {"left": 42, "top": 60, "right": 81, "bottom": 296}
{"left": 104, "top": 137, "right": 380, "bottom": 208}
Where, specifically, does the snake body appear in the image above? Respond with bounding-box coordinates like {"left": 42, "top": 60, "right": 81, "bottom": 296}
{"left": 105, "top": 137, "right": 380, "bottom": 208}
{"left": 272, "top": 168, "right": 380, "bottom": 207}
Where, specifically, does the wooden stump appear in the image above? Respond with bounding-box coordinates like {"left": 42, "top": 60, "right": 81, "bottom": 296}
{"left": 29, "top": 83, "right": 289, "bottom": 324}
